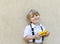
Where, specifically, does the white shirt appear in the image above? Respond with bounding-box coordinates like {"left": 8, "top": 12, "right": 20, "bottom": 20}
{"left": 24, "top": 23, "right": 45, "bottom": 43}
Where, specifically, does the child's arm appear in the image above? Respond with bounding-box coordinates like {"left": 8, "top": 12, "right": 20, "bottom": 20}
{"left": 23, "top": 35, "right": 36, "bottom": 41}
{"left": 23, "top": 34, "right": 42, "bottom": 41}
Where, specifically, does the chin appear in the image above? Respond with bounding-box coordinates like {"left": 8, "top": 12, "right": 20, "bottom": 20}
{"left": 35, "top": 22, "right": 38, "bottom": 23}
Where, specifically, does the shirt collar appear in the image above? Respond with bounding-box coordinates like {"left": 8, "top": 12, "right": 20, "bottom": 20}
{"left": 31, "top": 23, "right": 40, "bottom": 28}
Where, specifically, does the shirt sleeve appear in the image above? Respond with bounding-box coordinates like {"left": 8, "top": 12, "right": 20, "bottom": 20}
{"left": 23, "top": 25, "right": 31, "bottom": 37}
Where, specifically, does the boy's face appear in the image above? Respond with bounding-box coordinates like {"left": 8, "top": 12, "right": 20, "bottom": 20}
{"left": 30, "top": 14, "right": 40, "bottom": 24}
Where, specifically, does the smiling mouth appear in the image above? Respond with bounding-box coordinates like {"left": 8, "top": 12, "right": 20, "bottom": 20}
{"left": 35, "top": 18, "right": 39, "bottom": 20}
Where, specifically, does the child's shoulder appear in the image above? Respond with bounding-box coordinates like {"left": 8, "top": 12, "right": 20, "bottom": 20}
{"left": 25, "top": 24, "right": 31, "bottom": 29}
{"left": 24, "top": 24, "right": 32, "bottom": 31}
{"left": 40, "top": 23, "right": 45, "bottom": 27}
{"left": 40, "top": 23, "right": 43, "bottom": 26}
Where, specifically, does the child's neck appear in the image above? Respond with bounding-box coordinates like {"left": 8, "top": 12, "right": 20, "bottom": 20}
{"left": 32, "top": 22, "right": 39, "bottom": 25}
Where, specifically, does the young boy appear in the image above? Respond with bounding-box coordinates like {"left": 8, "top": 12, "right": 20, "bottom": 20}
{"left": 23, "top": 9, "right": 49, "bottom": 44}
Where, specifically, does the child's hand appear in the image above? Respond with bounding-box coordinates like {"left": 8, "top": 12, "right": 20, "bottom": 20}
{"left": 35, "top": 33, "right": 42, "bottom": 39}
{"left": 37, "top": 30, "right": 48, "bottom": 36}
{"left": 45, "top": 31, "right": 50, "bottom": 37}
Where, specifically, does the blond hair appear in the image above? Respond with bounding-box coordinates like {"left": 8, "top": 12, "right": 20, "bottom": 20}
{"left": 26, "top": 9, "right": 40, "bottom": 23}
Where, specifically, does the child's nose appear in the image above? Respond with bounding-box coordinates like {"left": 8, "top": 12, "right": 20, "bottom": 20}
{"left": 34, "top": 16, "right": 37, "bottom": 18}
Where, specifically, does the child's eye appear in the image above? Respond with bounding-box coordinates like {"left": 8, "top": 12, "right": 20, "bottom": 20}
{"left": 36, "top": 14, "right": 38, "bottom": 16}
{"left": 31, "top": 15, "right": 34, "bottom": 18}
